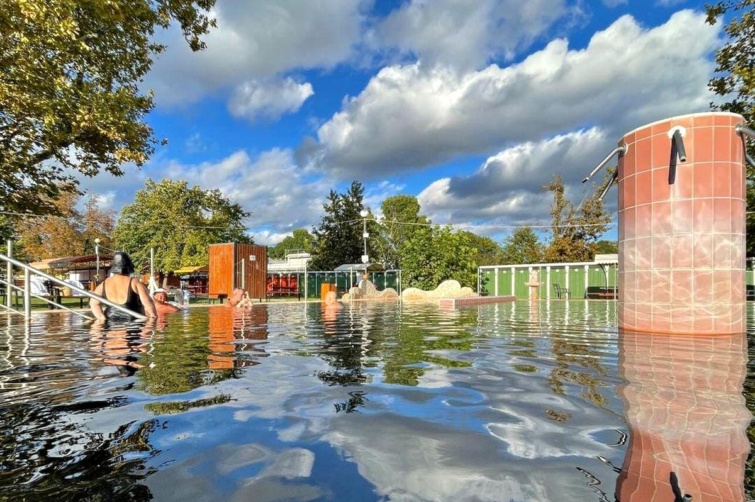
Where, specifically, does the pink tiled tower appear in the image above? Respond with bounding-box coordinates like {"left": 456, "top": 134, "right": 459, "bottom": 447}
{"left": 618, "top": 112, "right": 747, "bottom": 334}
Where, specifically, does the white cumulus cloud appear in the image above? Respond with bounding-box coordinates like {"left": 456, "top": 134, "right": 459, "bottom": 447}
{"left": 307, "top": 10, "right": 718, "bottom": 180}
{"left": 228, "top": 78, "right": 314, "bottom": 123}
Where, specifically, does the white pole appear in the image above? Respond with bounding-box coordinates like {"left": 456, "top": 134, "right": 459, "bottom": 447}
{"left": 6, "top": 239, "right": 12, "bottom": 309}
{"left": 94, "top": 238, "right": 100, "bottom": 285}
{"left": 304, "top": 259, "right": 308, "bottom": 301}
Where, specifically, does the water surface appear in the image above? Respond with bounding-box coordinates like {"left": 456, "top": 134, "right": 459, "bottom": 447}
{"left": 0, "top": 300, "right": 751, "bottom": 501}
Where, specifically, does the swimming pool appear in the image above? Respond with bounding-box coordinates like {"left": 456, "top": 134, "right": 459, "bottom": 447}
{"left": 0, "top": 300, "right": 751, "bottom": 501}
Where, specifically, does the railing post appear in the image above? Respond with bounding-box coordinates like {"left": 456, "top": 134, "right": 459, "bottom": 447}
{"left": 23, "top": 267, "right": 30, "bottom": 318}
{"left": 6, "top": 240, "right": 12, "bottom": 310}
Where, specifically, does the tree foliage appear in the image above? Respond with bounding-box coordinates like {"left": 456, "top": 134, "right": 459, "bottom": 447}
{"left": 542, "top": 173, "right": 612, "bottom": 263}
{"left": 15, "top": 192, "right": 115, "bottom": 260}
{"left": 310, "top": 181, "right": 372, "bottom": 271}
{"left": 706, "top": 1, "right": 755, "bottom": 124}
{"left": 268, "top": 229, "right": 314, "bottom": 260}
{"left": 376, "top": 195, "right": 429, "bottom": 269}
{"left": 113, "top": 179, "right": 251, "bottom": 273}
{"left": 706, "top": 1, "right": 755, "bottom": 255}
{"left": 400, "top": 225, "right": 478, "bottom": 290}
{"left": 460, "top": 231, "right": 505, "bottom": 267}
{"left": 0, "top": 0, "right": 216, "bottom": 216}
{"left": 501, "top": 227, "right": 543, "bottom": 265}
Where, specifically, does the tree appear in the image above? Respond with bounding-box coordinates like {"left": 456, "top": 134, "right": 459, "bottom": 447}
{"left": 309, "top": 181, "right": 372, "bottom": 270}
{"left": 705, "top": 1, "right": 755, "bottom": 255}
{"left": 501, "top": 227, "right": 544, "bottom": 265}
{"left": 113, "top": 179, "right": 251, "bottom": 274}
{"left": 400, "top": 225, "right": 478, "bottom": 290}
{"left": 459, "top": 231, "right": 505, "bottom": 267}
{"left": 377, "top": 195, "right": 429, "bottom": 269}
{"left": 13, "top": 192, "right": 114, "bottom": 260}
{"left": 269, "top": 229, "right": 314, "bottom": 259}
{"left": 15, "top": 192, "right": 85, "bottom": 260}
{"left": 80, "top": 194, "right": 117, "bottom": 254}
{"left": 0, "top": 0, "right": 216, "bottom": 216}
{"left": 595, "top": 240, "right": 618, "bottom": 255}
{"left": 706, "top": 1, "right": 755, "bottom": 124}
{"left": 542, "top": 173, "right": 612, "bottom": 263}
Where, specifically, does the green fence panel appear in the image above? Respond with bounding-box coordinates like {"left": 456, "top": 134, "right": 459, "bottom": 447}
{"left": 498, "top": 269, "right": 513, "bottom": 296}
{"left": 480, "top": 270, "right": 495, "bottom": 295}
{"left": 513, "top": 268, "right": 530, "bottom": 298}
{"left": 587, "top": 266, "right": 608, "bottom": 295}
{"left": 568, "top": 266, "right": 586, "bottom": 299}
{"left": 549, "top": 268, "right": 567, "bottom": 298}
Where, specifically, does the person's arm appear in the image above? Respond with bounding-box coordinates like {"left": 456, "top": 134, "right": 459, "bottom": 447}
{"left": 90, "top": 282, "right": 107, "bottom": 321}
{"left": 133, "top": 281, "right": 158, "bottom": 318}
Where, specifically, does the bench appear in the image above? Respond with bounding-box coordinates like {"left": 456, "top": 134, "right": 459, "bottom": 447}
{"left": 585, "top": 286, "right": 617, "bottom": 300}
{"left": 267, "top": 287, "right": 301, "bottom": 301}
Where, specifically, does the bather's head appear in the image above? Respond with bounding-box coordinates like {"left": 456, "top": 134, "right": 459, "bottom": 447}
{"left": 324, "top": 291, "right": 337, "bottom": 305}
{"left": 229, "top": 288, "right": 245, "bottom": 305}
{"left": 110, "top": 251, "right": 135, "bottom": 276}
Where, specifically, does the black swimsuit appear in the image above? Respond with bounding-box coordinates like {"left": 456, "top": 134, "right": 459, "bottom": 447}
{"left": 102, "top": 278, "right": 144, "bottom": 320}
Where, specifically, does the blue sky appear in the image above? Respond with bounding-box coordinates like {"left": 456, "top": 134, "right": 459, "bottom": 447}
{"left": 76, "top": 0, "right": 722, "bottom": 246}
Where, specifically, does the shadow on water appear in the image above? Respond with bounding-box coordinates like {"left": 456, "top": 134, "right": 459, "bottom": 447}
{"left": 0, "top": 300, "right": 752, "bottom": 500}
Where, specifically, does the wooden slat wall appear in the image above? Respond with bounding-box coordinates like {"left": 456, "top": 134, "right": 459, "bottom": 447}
{"left": 209, "top": 242, "right": 268, "bottom": 300}
{"left": 209, "top": 243, "right": 234, "bottom": 298}
{"left": 237, "top": 243, "right": 267, "bottom": 300}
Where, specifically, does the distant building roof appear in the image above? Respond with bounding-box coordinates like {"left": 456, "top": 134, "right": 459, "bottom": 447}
{"left": 333, "top": 263, "right": 384, "bottom": 272}
{"left": 174, "top": 265, "right": 208, "bottom": 275}
{"left": 593, "top": 254, "right": 618, "bottom": 264}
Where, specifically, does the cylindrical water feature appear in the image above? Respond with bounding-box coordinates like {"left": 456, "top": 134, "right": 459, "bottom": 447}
{"left": 617, "top": 112, "right": 747, "bottom": 334}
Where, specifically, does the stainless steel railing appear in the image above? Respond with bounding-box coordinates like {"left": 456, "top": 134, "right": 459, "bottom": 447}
{"left": 0, "top": 251, "right": 146, "bottom": 321}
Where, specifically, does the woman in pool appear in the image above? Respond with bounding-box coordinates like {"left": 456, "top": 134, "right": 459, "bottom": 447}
{"left": 90, "top": 251, "right": 157, "bottom": 321}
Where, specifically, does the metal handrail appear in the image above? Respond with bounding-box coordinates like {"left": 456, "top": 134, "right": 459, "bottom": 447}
{"left": 0, "top": 252, "right": 147, "bottom": 321}
{"left": 0, "top": 278, "right": 92, "bottom": 320}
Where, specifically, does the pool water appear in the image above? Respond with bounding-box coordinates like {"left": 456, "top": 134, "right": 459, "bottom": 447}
{"left": 0, "top": 300, "right": 751, "bottom": 501}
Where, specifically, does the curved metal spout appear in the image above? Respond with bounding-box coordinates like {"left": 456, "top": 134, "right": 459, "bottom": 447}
{"left": 582, "top": 144, "right": 627, "bottom": 183}
{"left": 736, "top": 123, "right": 755, "bottom": 139}
{"left": 736, "top": 124, "right": 755, "bottom": 167}
{"left": 672, "top": 129, "right": 687, "bottom": 162}
{"left": 599, "top": 170, "right": 619, "bottom": 201}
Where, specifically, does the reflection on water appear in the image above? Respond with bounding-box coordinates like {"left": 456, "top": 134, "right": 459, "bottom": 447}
{"left": 0, "top": 300, "right": 751, "bottom": 500}
{"left": 616, "top": 332, "right": 750, "bottom": 501}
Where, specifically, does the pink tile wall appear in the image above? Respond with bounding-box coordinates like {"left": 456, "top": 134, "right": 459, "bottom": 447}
{"left": 618, "top": 113, "right": 746, "bottom": 334}
{"left": 615, "top": 332, "right": 750, "bottom": 501}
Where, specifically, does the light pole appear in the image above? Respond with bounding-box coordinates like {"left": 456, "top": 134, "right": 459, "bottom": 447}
{"left": 94, "top": 238, "right": 100, "bottom": 285}
{"left": 360, "top": 209, "right": 369, "bottom": 264}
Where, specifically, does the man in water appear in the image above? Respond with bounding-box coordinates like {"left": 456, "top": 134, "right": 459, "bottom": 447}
{"left": 152, "top": 288, "right": 180, "bottom": 315}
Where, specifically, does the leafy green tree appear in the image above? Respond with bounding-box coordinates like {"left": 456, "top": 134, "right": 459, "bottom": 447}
{"left": 459, "top": 231, "right": 505, "bottom": 267}
{"left": 377, "top": 195, "right": 430, "bottom": 269}
{"left": 113, "top": 179, "right": 251, "bottom": 273}
{"left": 400, "top": 225, "right": 478, "bottom": 290}
{"left": 15, "top": 192, "right": 85, "bottom": 260}
{"left": 268, "top": 229, "right": 314, "bottom": 259}
{"left": 706, "top": 1, "right": 755, "bottom": 255}
{"left": 310, "top": 181, "right": 372, "bottom": 270}
{"left": 501, "top": 227, "right": 544, "bottom": 264}
{"left": 0, "top": 0, "right": 216, "bottom": 216}
{"left": 542, "top": 173, "right": 612, "bottom": 263}
{"left": 706, "top": 1, "right": 755, "bottom": 124}
{"left": 81, "top": 194, "right": 117, "bottom": 254}
{"left": 594, "top": 240, "right": 618, "bottom": 255}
